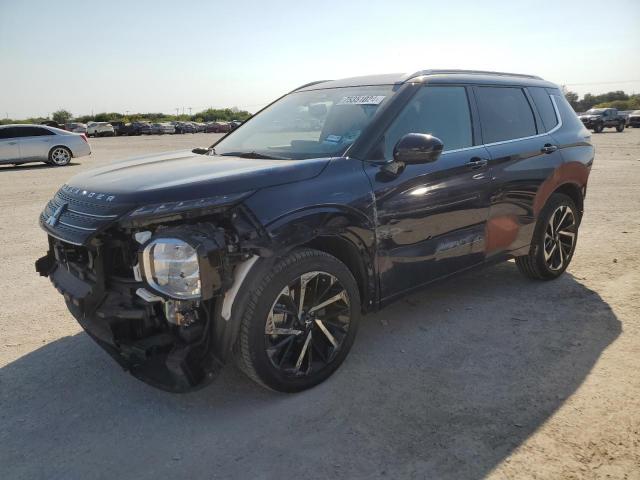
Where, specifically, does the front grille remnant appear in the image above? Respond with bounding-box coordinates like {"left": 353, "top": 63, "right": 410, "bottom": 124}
{"left": 40, "top": 187, "right": 133, "bottom": 245}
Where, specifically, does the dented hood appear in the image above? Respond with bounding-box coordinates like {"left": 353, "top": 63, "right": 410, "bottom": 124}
{"left": 66, "top": 150, "right": 331, "bottom": 204}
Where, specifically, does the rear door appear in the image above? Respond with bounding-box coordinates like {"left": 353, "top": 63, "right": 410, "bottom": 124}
{"left": 473, "top": 85, "right": 564, "bottom": 258}
{"left": 0, "top": 127, "right": 21, "bottom": 164}
{"left": 16, "top": 126, "right": 56, "bottom": 160}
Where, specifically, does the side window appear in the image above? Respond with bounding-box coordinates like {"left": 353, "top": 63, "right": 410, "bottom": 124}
{"left": 475, "top": 87, "right": 537, "bottom": 143}
{"left": 23, "top": 126, "right": 55, "bottom": 136}
{"left": 0, "top": 127, "right": 18, "bottom": 139}
{"left": 552, "top": 93, "right": 584, "bottom": 131}
{"left": 383, "top": 86, "right": 473, "bottom": 159}
{"left": 529, "top": 87, "right": 558, "bottom": 132}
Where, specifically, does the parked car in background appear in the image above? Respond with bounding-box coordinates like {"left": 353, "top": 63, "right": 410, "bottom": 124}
{"left": 230, "top": 120, "right": 243, "bottom": 130}
{"left": 0, "top": 124, "right": 90, "bottom": 166}
{"left": 150, "top": 123, "right": 175, "bottom": 135}
{"left": 109, "top": 121, "right": 127, "bottom": 136}
{"left": 65, "top": 122, "right": 88, "bottom": 134}
{"left": 628, "top": 110, "right": 640, "bottom": 127}
{"left": 35, "top": 70, "right": 593, "bottom": 393}
{"left": 140, "top": 123, "right": 154, "bottom": 135}
{"left": 40, "top": 120, "right": 63, "bottom": 129}
{"left": 206, "top": 121, "right": 232, "bottom": 133}
{"left": 175, "top": 122, "right": 196, "bottom": 134}
{"left": 87, "top": 122, "right": 115, "bottom": 137}
{"left": 578, "top": 108, "right": 625, "bottom": 133}
{"left": 122, "top": 122, "right": 149, "bottom": 136}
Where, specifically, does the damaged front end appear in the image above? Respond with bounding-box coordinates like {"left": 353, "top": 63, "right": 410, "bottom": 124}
{"left": 36, "top": 187, "right": 264, "bottom": 392}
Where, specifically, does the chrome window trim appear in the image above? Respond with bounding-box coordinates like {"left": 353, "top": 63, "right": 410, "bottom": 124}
{"left": 440, "top": 94, "right": 562, "bottom": 156}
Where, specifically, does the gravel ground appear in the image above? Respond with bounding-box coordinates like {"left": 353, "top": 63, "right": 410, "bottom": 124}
{"left": 0, "top": 130, "right": 638, "bottom": 480}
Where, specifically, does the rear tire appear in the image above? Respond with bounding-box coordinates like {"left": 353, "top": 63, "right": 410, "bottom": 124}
{"left": 48, "top": 146, "right": 72, "bottom": 166}
{"left": 516, "top": 193, "right": 579, "bottom": 280}
{"left": 235, "top": 248, "right": 360, "bottom": 392}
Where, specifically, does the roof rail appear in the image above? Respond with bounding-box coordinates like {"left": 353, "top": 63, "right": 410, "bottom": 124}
{"left": 290, "top": 80, "right": 332, "bottom": 92}
{"left": 407, "top": 69, "right": 542, "bottom": 81}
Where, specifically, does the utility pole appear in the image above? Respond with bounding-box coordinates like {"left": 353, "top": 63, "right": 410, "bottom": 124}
{"left": 188, "top": 107, "right": 192, "bottom": 116}
{"left": 175, "top": 108, "right": 179, "bottom": 117}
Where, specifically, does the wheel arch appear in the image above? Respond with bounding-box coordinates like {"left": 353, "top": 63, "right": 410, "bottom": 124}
{"left": 552, "top": 182, "right": 584, "bottom": 220}
{"left": 264, "top": 206, "right": 378, "bottom": 313}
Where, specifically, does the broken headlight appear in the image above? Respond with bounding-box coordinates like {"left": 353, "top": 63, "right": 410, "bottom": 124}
{"left": 142, "top": 238, "right": 201, "bottom": 299}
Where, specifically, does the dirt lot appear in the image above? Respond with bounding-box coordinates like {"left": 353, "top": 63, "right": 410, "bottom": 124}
{"left": 1, "top": 130, "right": 638, "bottom": 479}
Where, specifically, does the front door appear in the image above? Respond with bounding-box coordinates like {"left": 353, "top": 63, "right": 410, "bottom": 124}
{"left": 363, "top": 85, "right": 492, "bottom": 301}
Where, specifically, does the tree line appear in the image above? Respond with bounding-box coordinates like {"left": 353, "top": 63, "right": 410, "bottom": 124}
{"left": 3, "top": 91, "right": 639, "bottom": 127}
{"left": 0, "top": 107, "right": 252, "bottom": 126}
{"left": 564, "top": 90, "right": 640, "bottom": 112}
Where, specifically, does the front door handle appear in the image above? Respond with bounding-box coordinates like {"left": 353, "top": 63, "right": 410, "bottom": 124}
{"left": 541, "top": 144, "right": 558, "bottom": 154}
{"left": 468, "top": 157, "right": 488, "bottom": 169}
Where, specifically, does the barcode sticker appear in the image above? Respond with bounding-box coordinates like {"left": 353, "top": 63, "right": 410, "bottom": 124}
{"left": 337, "top": 95, "right": 386, "bottom": 105}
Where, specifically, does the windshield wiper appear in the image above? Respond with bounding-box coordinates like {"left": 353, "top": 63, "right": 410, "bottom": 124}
{"left": 219, "top": 151, "right": 288, "bottom": 160}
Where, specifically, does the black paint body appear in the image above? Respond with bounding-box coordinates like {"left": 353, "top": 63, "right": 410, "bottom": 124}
{"left": 36, "top": 71, "right": 594, "bottom": 391}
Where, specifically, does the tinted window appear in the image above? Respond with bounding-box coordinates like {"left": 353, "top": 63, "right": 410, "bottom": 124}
{"left": 0, "top": 127, "right": 18, "bottom": 139}
{"left": 14, "top": 126, "right": 54, "bottom": 137}
{"left": 475, "top": 87, "right": 537, "bottom": 143}
{"left": 529, "top": 87, "right": 558, "bottom": 132}
{"left": 553, "top": 93, "right": 585, "bottom": 131}
{"left": 383, "top": 86, "right": 473, "bottom": 158}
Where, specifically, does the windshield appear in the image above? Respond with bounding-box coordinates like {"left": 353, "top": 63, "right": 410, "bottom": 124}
{"left": 586, "top": 109, "right": 605, "bottom": 115}
{"left": 212, "top": 85, "right": 397, "bottom": 160}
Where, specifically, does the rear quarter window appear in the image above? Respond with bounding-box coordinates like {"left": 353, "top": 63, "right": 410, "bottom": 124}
{"left": 529, "top": 87, "right": 558, "bottom": 132}
{"left": 552, "top": 93, "right": 585, "bottom": 131}
{"left": 475, "top": 86, "right": 537, "bottom": 143}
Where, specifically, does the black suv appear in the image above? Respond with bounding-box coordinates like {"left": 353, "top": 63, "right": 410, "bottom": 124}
{"left": 578, "top": 107, "right": 626, "bottom": 133}
{"left": 36, "top": 70, "right": 594, "bottom": 393}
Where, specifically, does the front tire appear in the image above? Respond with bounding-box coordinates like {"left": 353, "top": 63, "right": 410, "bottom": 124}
{"left": 235, "top": 248, "right": 360, "bottom": 392}
{"left": 48, "top": 146, "right": 72, "bottom": 166}
{"left": 593, "top": 123, "right": 604, "bottom": 133}
{"left": 616, "top": 122, "right": 625, "bottom": 132}
{"left": 516, "top": 193, "right": 579, "bottom": 280}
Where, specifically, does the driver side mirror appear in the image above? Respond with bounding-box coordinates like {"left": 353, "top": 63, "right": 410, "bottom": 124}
{"left": 393, "top": 133, "right": 444, "bottom": 164}
{"left": 192, "top": 147, "right": 209, "bottom": 155}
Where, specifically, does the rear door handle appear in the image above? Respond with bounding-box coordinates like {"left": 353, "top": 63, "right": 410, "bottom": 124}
{"left": 541, "top": 144, "right": 558, "bottom": 154}
{"left": 468, "top": 157, "right": 488, "bottom": 169}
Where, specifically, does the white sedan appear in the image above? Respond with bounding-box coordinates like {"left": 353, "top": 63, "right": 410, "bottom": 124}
{"left": 0, "top": 124, "right": 91, "bottom": 167}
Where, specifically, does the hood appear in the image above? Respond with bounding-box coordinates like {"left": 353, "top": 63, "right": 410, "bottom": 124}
{"left": 40, "top": 150, "right": 331, "bottom": 245}
{"left": 66, "top": 150, "right": 331, "bottom": 204}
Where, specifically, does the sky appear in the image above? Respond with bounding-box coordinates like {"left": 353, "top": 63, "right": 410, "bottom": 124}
{"left": 1, "top": 0, "right": 639, "bottom": 119}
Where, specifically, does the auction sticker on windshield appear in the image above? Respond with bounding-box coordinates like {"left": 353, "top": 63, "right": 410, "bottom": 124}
{"left": 337, "top": 95, "right": 386, "bottom": 105}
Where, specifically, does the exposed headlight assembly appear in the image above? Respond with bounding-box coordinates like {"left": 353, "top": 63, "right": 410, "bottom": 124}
{"left": 138, "top": 226, "right": 229, "bottom": 301}
{"left": 142, "top": 238, "right": 201, "bottom": 299}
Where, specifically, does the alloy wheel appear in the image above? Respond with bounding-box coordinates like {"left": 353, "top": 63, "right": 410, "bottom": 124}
{"left": 544, "top": 205, "right": 576, "bottom": 271}
{"left": 264, "top": 271, "right": 351, "bottom": 377}
{"left": 50, "top": 147, "right": 71, "bottom": 165}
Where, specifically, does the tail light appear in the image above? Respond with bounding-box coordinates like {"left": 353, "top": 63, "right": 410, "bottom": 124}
{"left": 80, "top": 133, "right": 88, "bottom": 143}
